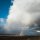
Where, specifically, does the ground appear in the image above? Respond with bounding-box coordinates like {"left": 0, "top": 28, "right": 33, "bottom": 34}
{"left": 0, "top": 36, "right": 40, "bottom": 40}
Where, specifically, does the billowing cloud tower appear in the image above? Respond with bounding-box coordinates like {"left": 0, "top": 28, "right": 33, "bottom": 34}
{"left": 4, "top": 0, "right": 40, "bottom": 32}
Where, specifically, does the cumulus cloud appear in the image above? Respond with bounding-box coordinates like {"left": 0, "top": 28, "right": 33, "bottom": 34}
{"left": 3, "top": 0, "right": 40, "bottom": 36}
{"left": 5, "top": 0, "right": 33, "bottom": 30}
{"left": 3, "top": 0, "right": 31, "bottom": 35}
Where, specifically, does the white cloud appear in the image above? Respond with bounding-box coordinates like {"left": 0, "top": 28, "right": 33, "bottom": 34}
{"left": 5, "top": 0, "right": 33, "bottom": 30}
{"left": 3, "top": 0, "right": 40, "bottom": 35}
{"left": 5, "top": 0, "right": 40, "bottom": 29}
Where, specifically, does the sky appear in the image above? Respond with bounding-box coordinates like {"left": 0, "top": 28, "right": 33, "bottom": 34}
{"left": 0, "top": 0, "right": 40, "bottom": 36}
{"left": 0, "top": 0, "right": 11, "bottom": 18}
{"left": 0, "top": 0, "right": 12, "bottom": 33}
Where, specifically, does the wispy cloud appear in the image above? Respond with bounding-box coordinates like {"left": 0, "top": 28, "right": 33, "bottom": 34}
{"left": 0, "top": 18, "right": 6, "bottom": 26}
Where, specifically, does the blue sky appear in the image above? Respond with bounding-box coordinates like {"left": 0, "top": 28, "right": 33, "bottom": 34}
{"left": 0, "top": 0, "right": 12, "bottom": 18}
